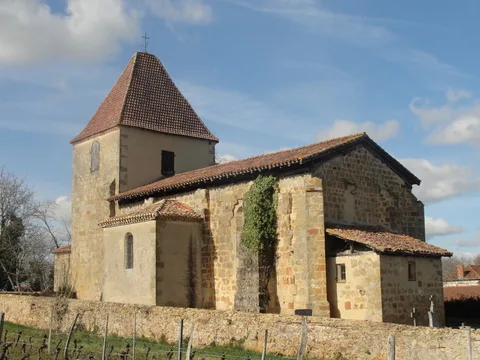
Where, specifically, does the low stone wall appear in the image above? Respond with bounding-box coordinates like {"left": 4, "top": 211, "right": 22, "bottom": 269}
{"left": 0, "top": 295, "right": 478, "bottom": 360}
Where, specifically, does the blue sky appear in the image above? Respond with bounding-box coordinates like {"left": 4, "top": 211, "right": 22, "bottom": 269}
{"left": 0, "top": 0, "right": 479, "bottom": 256}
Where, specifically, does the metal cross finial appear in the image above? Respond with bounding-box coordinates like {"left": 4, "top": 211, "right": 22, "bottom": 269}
{"left": 142, "top": 33, "right": 150, "bottom": 53}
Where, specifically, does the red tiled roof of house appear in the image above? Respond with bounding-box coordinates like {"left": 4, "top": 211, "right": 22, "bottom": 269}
{"left": 464, "top": 265, "right": 480, "bottom": 279}
{"left": 53, "top": 245, "right": 71, "bottom": 255}
{"left": 326, "top": 225, "right": 452, "bottom": 257}
{"left": 99, "top": 200, "right": 202, "bottom": 228}
{"left": 444, "top": 286, "right": 480, "bottom": 301}
{"left": 446, "top": 265, "right": 480, "bottom": 280}
{"left": 111, "top": 132, "right": 421, "bottom": 201}
{"left": 70, "top": 52, "right": 218, "bottom": 144}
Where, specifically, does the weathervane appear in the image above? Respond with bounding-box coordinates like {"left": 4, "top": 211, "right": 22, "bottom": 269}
{"left": 142, "top": 33, "right": 150, "bottom": 53}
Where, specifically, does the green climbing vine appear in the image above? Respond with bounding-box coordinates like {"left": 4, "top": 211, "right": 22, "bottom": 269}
{"left": 242, "top": 175, "right": 279, "bottom": 312}
{"left": 241, "top": 175, "right": 278, "bottom": 253}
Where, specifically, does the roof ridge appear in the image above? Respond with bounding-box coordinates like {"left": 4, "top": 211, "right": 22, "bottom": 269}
{"left": 118, "top": 52, "right": 139, "bottom": 127}
{"left": 211, "top": 132, "right": 367, "bottom": 167}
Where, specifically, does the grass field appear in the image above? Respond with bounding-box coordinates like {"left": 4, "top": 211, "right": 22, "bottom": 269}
{"left": 1, "top": 321, "right": 309, "bottom": 360}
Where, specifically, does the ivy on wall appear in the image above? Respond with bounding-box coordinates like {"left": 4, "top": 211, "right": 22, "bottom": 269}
{"left": 241, "top": 175, "right": 279, "bottom": 312}
{"left": 241, "top": 175, "right": 278, "bottom": 253}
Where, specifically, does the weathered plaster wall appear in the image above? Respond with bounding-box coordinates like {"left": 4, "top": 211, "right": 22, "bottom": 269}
{"left": 327, "top": 252, "right": 382, "bottom": 322}
{"left": 156, "top": 220, "right": 203, "bottom": 308}
{"left": 119, "top": 126, "right": 216, "bottom": 192}
{"left": 71, "top": 129, "right": 120, "bottom": 301}
{"left": 53, "top": 253, "right": 71, "bottom": 292}
{"left": 314, "top": 146, "right": 425, "bottom": 240}
{"left": 380, "top": 255, "right": 445, "bottom": 326}
{"left": 1, "top": 295, "right": 479, "bottom": 360}
{"left": 102, "top": 221, "right": 157, "bottom": 305}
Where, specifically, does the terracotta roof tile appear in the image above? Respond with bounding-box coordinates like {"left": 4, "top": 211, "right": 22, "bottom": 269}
{"left": 53, "top": 245, "right": 71, "bottom": 255}
{"left": 99, "top": 200, "right": 202, "bottom": 228}
{"left": 112, "top": 132, "right": 420, "bottom": 201}
{"left": 326, "top": 225, "right": 452, "bottom": 257}
{"left": 71, "top": 52, "right": 218, "bottom": 144}
{"left": 446, "top": 265, "right": 480, "bottom": 280}
{"left": 444, "top": 286, "right": 480, "bottom": 301}
{"left": 465, "top": 265, "right": 480, "bottom": 279}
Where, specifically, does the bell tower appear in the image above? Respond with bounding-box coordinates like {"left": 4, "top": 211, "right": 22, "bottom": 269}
{"left": 68, "top": 52, "right": 218, "bottom": 300}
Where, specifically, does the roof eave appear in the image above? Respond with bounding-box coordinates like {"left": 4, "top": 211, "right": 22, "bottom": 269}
{"left": 109, "top": 160, "right": 310, "bottom": 202}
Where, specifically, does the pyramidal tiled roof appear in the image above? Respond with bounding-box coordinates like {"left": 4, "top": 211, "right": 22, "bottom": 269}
{"left": 71, "top": 52, "right": 218, "bottom": 144}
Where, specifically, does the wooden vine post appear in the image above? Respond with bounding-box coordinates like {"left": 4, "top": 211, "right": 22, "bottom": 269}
{"left": 0, "top": 312, "right": 4, "bottom": 344}
{"left": 296, "top": 317, "right": 308, "bottom": 360}
{"left": 261, "top": 329, "right": 268, "bottom": 360}
{"left": 178, "top": 319, "right": 184, "bottom": 360}
{"left": 132, "top": 312, "right": 136, "bottom": 360}
{"left": 101, "top": 314, "right": 109, "bottom": 360}
{"left": 63, "top": 313, "right": 79, "bottom": 360}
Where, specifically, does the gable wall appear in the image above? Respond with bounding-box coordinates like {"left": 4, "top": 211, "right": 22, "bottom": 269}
{"left": 380, "top": 255, "right": 444, "bottom": 326}
{"left": 102, "top": 221, "right": 157, "bottom": 305}
{"left": 119, "top": 127, "right": 216, "bottom": 193}
{"left": 314, "top": 146, "right": 425, "bottom": 240}
{"left": 71, "top": 129, "right": 120, "bottom": 301}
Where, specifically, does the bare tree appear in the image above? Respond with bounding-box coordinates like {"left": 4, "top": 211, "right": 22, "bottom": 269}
{"left": 0, "top": 167, "right": 70, "bottom": 292}
{"left": 34, "top": 201, "right": 71, "bottom": 249}
{"left": 472, "top": 254, "right": 480, "bottom": 266}
{"left": 0, "top": 168, "right": 37, "bottom": 290}
{"left": 442, "top": 254, "right": 474, "bottom": 280}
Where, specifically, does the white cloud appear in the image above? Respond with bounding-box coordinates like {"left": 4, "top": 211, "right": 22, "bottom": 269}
{"left": 0, "top": 0, "right": 140, "bottom": 66}
{"left": 229, "top": 0, "right": 461, "bottom": 77}
{"left": 399, "top": 158, "right": 480, "bottom": 203}
{"left": 425, "top": 216, "right": 462, "bottom": 238}
{"left": 409, "top": 90, "right": 480, "bottom": 147}
{"left": 317, "top": 119, "right": 399, "bottom": 142}
{"left": 230, "top": 0, "right": 393, "bottom": 47}
{"left": 0, "top": 0, "right": 213, "bottom": 67}
{"left": 409, "top": 97, "right": 454, "bottom": 127}
{"left": 452, "top": 236, "right": 480, "bottom": 249}
{"left": 145, "top": 0, "right": 212, "bottom": 25}
{"left": 54, "top": 196, "right": 72, "bottom": 221}
{"left": 446, "top": 88, "right": 471, "bottom": 103}
{"left": 215, "top": 154, "right": 237, "bottom": 164}
{"left": 427, "top": 115, "right": 480, "bottom": 145}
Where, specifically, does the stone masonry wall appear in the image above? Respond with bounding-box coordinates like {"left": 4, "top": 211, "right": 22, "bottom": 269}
{"left": 380, "top": 255, "right": 445, "bottom": 326}
{"left": 314, "top": 146, "right": 425, "bottom": 240}
{"left": 327, "top": 252, "right": 383, "bottom": 322}
{"left": 119, "top": 174, "right": 329, "bottom": 315}
{"left": 53, "top": 253, "right": 71, "bottom": 292}
{"left": 71, "top": 129, "right": 120, "bottom": 301}
{"left": 1, "top": 295, "right": 479, "bottom": 360}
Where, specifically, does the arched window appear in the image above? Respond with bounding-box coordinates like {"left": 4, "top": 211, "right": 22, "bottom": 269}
{"left": 125, "top": 233, "right": 134, "bottom": 269}
{"left": 90, "top": 141, "right": 100, "bottom": 173}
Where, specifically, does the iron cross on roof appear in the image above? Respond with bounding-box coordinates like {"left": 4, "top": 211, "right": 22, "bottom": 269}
{"left": 142, "top": 33, "right": 150, "bottom": 53}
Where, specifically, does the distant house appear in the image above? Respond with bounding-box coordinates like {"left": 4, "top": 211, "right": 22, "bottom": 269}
{"left": 443, "top": 265, "right": 480, "bottom": 301}
{"left": 444, "top": 265, "right": 480, "bottom": 287}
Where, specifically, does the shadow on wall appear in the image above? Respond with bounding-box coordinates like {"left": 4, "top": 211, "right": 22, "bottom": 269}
{"left": 445, "top": 297, "right": 480, "bottom": 328}
{"left": 201, "top": 203, "right": 217, "bottom": 309}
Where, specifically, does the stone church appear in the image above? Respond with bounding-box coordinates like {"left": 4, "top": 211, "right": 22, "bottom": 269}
{"left": 54, "top": 51, "right": 452, "bottom": 326}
